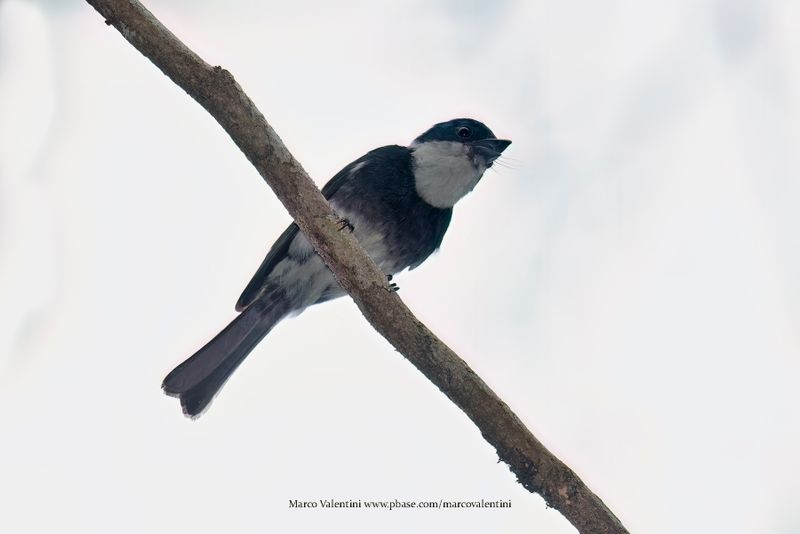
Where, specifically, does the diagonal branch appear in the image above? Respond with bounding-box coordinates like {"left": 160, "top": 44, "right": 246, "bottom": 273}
{"left": 85, "top": 1, "right": 629, "bottom": 532}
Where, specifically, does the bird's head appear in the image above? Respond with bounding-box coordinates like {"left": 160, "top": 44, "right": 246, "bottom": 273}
{"left": 409, "top": 118, "right": 511, "bottom": 209}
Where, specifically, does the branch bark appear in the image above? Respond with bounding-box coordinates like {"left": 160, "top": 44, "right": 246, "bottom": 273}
{"left": 85, "top": 1, "right": 629, "bottom": 532}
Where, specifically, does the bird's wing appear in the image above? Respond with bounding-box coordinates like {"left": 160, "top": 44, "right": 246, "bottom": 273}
{"left": 234, "top": 147, "right": 398, "bottom": 312}
{"left": 235, "top": 223, "right": 299, "bottom": 311}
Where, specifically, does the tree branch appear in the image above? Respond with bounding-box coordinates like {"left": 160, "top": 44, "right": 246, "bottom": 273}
{"left": 85, "top": 1, "right": 629, "bottom": 532}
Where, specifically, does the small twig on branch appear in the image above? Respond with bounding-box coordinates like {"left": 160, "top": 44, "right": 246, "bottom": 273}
{"left": 84, "top": 1, "right": 629, "bottom": 532}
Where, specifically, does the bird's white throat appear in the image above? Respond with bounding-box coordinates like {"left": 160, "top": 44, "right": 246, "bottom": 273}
{"left": 411, "top": 141, "right": 486, "bottom": 209}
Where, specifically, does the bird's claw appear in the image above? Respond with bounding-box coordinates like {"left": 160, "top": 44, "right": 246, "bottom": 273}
{"left": 336, "top": 217, "right": 354, "bottom": 233}
{"left": 386, "top": 275, "right": 399, "bottom": 292}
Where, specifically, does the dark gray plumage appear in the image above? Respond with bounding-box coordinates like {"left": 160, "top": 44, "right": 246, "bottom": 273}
{"left": 162, "top": 118, "right": 510, "bottom": 417}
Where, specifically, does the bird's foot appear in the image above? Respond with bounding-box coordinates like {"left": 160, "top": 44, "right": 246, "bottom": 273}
{"left": 386, "top": 274, "right": 399, "bottom": 292}
{"left": 336, "top": 217, "right": 354, "bottom": 233}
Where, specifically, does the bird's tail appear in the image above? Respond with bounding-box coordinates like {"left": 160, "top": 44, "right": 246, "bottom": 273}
{"left": 162, "top": 287, "right": 289, "bottom": 418}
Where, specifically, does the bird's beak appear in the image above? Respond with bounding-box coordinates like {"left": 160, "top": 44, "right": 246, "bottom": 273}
{"left": 483, "top": 139, "right": 512, "bottom": 153}
{"left": 471, "top": 138, "right": 512, "bottom": 164}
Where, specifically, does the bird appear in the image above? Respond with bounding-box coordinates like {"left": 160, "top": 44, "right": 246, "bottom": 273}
{"left": 162, "top": 118, "right": 511, "bottom": 417}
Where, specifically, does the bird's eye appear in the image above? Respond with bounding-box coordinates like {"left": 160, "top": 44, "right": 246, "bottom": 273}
{"left": 457, "top": 126, "right": 472, "bottom": 138}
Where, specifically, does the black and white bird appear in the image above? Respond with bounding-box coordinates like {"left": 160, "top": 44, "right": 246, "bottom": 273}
{"left": 162, "top": 118, "right": 511, "bottom": 417}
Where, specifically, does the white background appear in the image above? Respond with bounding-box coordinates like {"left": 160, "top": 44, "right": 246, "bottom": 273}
{"left": 1, "top": 1, "right": 799, "bottom": 533}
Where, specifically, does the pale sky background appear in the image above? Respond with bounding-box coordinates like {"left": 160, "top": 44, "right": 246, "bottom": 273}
{"left": 1, "top": 1, "right": 799, "bottom": 533}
